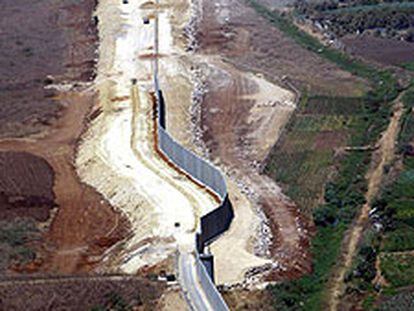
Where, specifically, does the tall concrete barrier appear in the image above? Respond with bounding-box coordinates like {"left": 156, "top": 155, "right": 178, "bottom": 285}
{"left": 154, "top": 88, "right": 231, "bottom": 311}
{"left": 155, "top": 89, "right": 233, "bottom": 257}
{"left": 195, "top": 256, "right": 229, "bottom": 310}
{"left": 156, "top": 90, "right": 227, "bottom": 199}
{"left": 152, "top": 10, "right": 230, "bottom": 308}
{"left": 196, "top": 195, "right": 233, "bottom": 253}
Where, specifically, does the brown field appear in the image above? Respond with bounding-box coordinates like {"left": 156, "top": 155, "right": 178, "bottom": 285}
{"left": 0, "top": 276, "right": 165, "bottom": 311}
{"left": 0, "top": 0, "right": 129, "bottom": 274}
{"left": 0, "top": 151, "right": 55, "bottom": 221}
{"left": 0, "top": 0, "right": 97, "bottom": 138}
{"left": 198, "top": 0, "right": 368, "bottom": 97}
{"left": 343, "top": 34, "right": 414, "bottom": 66}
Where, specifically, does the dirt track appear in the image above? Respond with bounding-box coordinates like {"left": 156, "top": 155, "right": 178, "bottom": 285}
{"left": 328, "top": 97, "right": 404, "bottom": 311}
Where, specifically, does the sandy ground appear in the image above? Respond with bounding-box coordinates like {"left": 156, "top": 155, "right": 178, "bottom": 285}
{"left": 328, "top": 97, "right": 404, "bottom": 311}
{"left": 76, "top": 0, "right": 217, "bottom": 274}
{"left": 157, "top": 288, "right": 187, "bottom": 311}
{"left": 212, "top": 180, "right": 271, "bottom": 284}
{"left": 153, "top": 0, "right": 315, "bottom": 285}
{"left": 155, "top": 0, "right": 286, "bottom": 285}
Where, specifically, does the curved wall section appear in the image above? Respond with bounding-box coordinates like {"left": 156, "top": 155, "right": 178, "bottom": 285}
{"left": 156, "top": 90, "right": 226, "bottom": 199}
{"left": 154, "top": 88, "right": 231, "bottom": 310}
{"left": 155, "top": 89, "right": 233, "bottom": 252}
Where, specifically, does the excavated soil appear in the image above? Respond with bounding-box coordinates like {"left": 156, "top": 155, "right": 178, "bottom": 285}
{"left": 197, "top": 0, "right": 315, "bottom": 281}
{"left": 197, "top": 0, "right": 367, "bottom": 97}
{"left": 0, "top": 0, "right": 129, "bottom": 274}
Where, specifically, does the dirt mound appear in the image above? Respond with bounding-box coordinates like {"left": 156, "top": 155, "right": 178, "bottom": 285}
{"left": 0, "top": 151, "right": 55, "bottom": 222}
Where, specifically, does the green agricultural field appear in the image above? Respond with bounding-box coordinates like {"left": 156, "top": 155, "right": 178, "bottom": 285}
{"left": 247, "top": 0, "right": 403, "bottom": 309}
{"left": 264, "top": 96, "right": 361, "bottom": 215}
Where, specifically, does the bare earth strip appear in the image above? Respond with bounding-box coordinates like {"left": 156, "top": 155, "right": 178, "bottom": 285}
{"left": 156, "top": 0, "right": 290, "bottom": 285}
{"left": 76, "top": 0, "right": 217, "bottom": 274}
{"left": 155, "top": 0, "right": 315, "bottom": 285}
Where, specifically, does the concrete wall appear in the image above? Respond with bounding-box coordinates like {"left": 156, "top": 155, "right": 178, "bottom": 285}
{"left": 156, "top": 90, "right": 227, "bottom": 199}
{"left": 155, "top": 91, "right": 233, "bottom": 251}
{"left": 155, "top": 89, "right": 231, "bottom": 310}
{"left": 196, "top": 195, "right": 234, "bottom": 252}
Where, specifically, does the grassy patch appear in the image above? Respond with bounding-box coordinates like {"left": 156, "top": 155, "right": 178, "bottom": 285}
{"left": 269, "top": 225, "right": 346, "bottom": 311}
{"left": 264, "top": 97, "right": 354, "bottom": 214}
{"left": 0, "top": 218, "right": 39, "bottom": 270}
{"left": 304, "top": 96, "right": 365, "bottom": 115}
{"left": 382, "top": 224, "right": 414, "bottom": 252}
{"left": 400, "top": 61, "right": 414, "bottom": 72}
{"left": 381, "top": 253, "right": 414, "bottom": 288}
{"left": 398, "top": 83, "right": 414, "bottom": 151}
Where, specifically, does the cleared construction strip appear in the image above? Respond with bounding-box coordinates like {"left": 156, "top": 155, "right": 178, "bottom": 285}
{"left": 152, "top": 1, "right": 232, "bottom": 309}
{"left": 76, "top": 0, "right": 217, "bottom": 273}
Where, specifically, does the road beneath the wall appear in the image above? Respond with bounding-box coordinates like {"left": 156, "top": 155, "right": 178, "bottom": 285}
{"left": 153, "top": 1, "right": 228, "bottom": 309}
{"left": 77, "top": 0, "right": 230, "bottom": 309}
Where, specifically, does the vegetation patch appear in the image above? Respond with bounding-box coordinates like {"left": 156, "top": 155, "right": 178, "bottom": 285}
{"left": 294, "top": 0, "right": 414, "bottom": 42}
{"left": 247, "top": 0, "right": 403, "bottom": 309}
{"left": 400, "top": 61, "right": 414, "bottom": 72}
{"left": 381, "top": 253, "right": 414, "bottom": 288}
{"left": 398, "top": 83, "right": 414, "bottom": 152}
{"left": 340, "top": 83, "right": 414, "bottom": 308}
{"left": 382, "top": 224, "right": 414, "bottom": 252}
{"left": 0, "top": 218, "right": 39, "bottom": 270}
